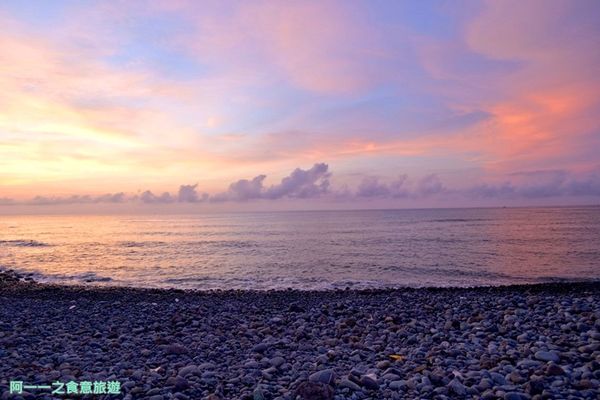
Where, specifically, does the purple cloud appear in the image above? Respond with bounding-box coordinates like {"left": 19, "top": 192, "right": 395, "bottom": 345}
{"left": 177, "top": 184, "right": 207, "bottom": 203}
{"left": 416, "top": 174, "right": 446, "bottom": 197}
{"left": 468, "top": 170, "right": 600, "bottom": 199}
{"left": 264, "top": 163, "right": 330, "bottom": 199}
{"left": 0, "top": 197, "right": 15, "bottom": 205}
{"left": 356, "top": 175, "right": 409, "bottom": 198}
{"left": 29, "top": 193, "right": 126, "bottom": 205}
{"left": 4, "top": 166, "right": 600, "bottom": 207}
{"left": 139, "top": 191, "right": 175, "bottom": 204}
{"left": 211, "top": 163, "right": 330, "bottom": 202}
{"left": 567, "top": 173, "right": 600, "bottom": 196}
{"left": 212, "top": 175, "right": 266, "bottom": 202}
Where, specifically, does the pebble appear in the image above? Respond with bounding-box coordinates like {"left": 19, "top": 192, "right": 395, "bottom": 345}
{"left": 309, "top": 369, "right": 336, "bottom": 385}
{"left": 389, "top": 380, "right": 407, "bottom": 390}
{"left": 534, "top": 350, "right": 560, "bottom": 363}
{"left": 545, "top": 363, "right": 565, "bottom": 376}
{"left": 165, "top": 344, "right": 187, "bottom": 355}
{"left": 166, "top": 376, "right": 189, "bottom": 391}
{"left": 293, "top": 381, "right": 334, "bottom": 400}
{"left": 339, "top": 378, "right": 361, "bottom": 391}
{"left": 448, "top": 378, "right": 467, "bottom": 396}
{"left": 177, "top": 365, "right": 198, "bottom": 377}
{"left": 0, "top": 271, "right": 597, "bottom": 400}
{"left": 504, "top": 392, "right": 528, "bottom": 400}
{"left": 270, "top": 356, "right": 285, "bottom": 368}
{"left": 360, "top": 373, "right": 379, "bottom": 390}
{"left": 253, "top": 386, "right": 266, "bottom": 400}
{"left": 252, "top": 343, "right": 269, "bottom": 353}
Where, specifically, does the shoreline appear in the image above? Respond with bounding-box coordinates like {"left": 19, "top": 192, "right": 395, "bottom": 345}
{"left": 2, "top": 269, "right": 599, "bottom": 297}
{"left": 1, "top": 271, "right": 598, "bottom": 399}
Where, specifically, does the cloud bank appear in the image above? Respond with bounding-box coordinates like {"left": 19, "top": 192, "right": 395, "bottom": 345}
{"left": 2, "top": 164, "right": 600, "bottom": 207}
{"left": 30, "top": 193, "right": 126, "bottom": 206}
{"left": 212, "top": 163, "right": 331, "bottom": 201}
{"left": 468, "top": 171, "right": 600, "bottom": 199}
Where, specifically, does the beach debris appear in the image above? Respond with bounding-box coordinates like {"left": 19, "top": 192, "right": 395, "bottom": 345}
{"left": 452, "top": 370, "right": 464, "bottom": 379}
{"left": 389, "top": 354, "right": 405, "bottom": 361}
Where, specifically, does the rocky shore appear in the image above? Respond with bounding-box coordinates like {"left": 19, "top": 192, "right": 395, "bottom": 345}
{"left": 0, "top": 270, "right": 598, "bottom": 399}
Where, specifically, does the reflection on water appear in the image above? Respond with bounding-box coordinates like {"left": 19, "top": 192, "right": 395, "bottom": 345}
{"left": 0, "top": 207, "right": 599, "bottom": 290}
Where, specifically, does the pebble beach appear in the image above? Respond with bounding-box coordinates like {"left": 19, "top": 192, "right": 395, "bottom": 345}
{"left": 0, "top": 271, "right": 598, "bottom": 400}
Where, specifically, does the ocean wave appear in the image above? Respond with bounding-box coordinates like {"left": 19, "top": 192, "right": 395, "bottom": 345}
{"left": 14, "top": 270, "right": 113, "bottom": 284}
{"left": 118, "top": 240, "right": 167, "bottom": 248}
{"left": 0, "top": 239, "right": 50, "bottom": 247}
{"left": 74, "top": 272, "right": 113, "bottom": 282}
{"left": 177, "top": 240, "right": 258, "bottom": 248}
{"left": 428, "top": 218, "right": 490, "bottom": 223}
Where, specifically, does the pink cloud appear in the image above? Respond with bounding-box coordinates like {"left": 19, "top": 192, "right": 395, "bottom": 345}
{"left": 169, "top": 0, "right": 398, "bottom": 94}
{"left": 412, "top": 0, "right": 600, "bottom": 176}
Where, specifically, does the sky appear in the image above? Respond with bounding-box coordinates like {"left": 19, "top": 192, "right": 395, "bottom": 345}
{"left": 1, "top": 0, "right": 599, "bottom": 212}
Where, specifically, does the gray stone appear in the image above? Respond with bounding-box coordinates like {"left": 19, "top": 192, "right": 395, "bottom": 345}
{"left": 360, "top": 374, "right": 379, "bottom": 390}
{"left": 534, "top": 351, "right": 559, "bottom": 363}
{"left": 167, "top": 376, "right": 189, "bottom": 391}
{"left": 293, "top": 381, "right": 334, "bottom": 400}
{"left": 389, "top": 380, "right": 407, "bottom": 390}
{"left": 339, "top": 378, "right": 361, "bottom": 391}
{"left": 253, "top": 386, "right": 266, "bottom": 400}
{"left": 197, "top": 362, "right": 216, "bottom": 370}
{"left": 545, "top": 363, "right": 565, "bottom": 376}
{"left": 309, "top": 369, "right": 336, "bottom": 386}
{"left": 177, "top": 365, "right": 198, "bottom": 377}
{"left": 448, "top": 378, "right": 467, "bottom": 396}
{"left": 504, "top": 392, "right": 528, "bottom": 400}
{"left": 270, "top": 356, "right": 285, "bottom": 368}
{"left": 382, "top": 373, "right": 401, "bottom": 381}
{"left": 165, "top": 344, "right": 187, "bottom": 355}
{"left": 491, "top": 372, "right": 507, "bottom": 385}
{"left": 252, "top": 343, "right": 269, "bottom": 353}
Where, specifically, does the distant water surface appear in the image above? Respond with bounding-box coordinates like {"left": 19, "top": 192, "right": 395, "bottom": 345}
{"left": 1, "top": 207, "right": 599, "bottom": 290}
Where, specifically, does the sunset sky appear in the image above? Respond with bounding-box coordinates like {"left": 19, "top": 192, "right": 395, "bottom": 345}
{"left": 1, "top": 0, "right": 599, "bottom": 211}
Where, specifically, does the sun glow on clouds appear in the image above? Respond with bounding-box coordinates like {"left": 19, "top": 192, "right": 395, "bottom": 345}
{"left": 1, "top": 0, "right": 599, "bottom": 208}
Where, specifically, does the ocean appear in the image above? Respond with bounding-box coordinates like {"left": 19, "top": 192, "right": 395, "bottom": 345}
{"left": 1, "top": 207, "right": 599, "bottom": 290}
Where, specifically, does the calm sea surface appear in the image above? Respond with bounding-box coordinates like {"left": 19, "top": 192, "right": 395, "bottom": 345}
{"left": 1, "top": 207, "right": 599, "bottom": 290}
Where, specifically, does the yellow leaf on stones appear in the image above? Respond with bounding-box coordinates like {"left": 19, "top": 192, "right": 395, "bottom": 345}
{"left": 389, "top": 354, "right": 405, "bottom": 361}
